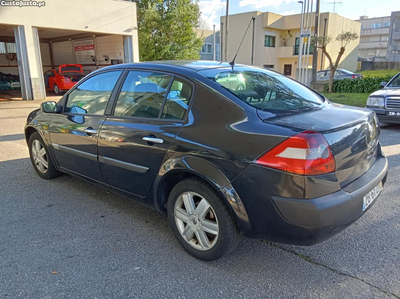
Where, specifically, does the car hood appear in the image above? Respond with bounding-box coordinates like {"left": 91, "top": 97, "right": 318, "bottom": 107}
{"left": 369, "top": 88, "right": 400, "bottom": 97}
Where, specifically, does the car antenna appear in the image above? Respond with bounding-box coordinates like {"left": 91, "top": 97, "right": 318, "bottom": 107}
{"left": 229, "top": 16, "right": 255, "bottom": 70}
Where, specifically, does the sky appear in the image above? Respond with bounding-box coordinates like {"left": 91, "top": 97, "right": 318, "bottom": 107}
{"left": 199, "top": 0, "right": 400, "bottom": 30}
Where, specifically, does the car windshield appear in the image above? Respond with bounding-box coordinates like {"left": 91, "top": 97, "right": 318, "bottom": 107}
{"left": 199, "top": 67, "right": 324, "bottom": 111}
{"left": 388, "top": 74, "right": 400, "bottom": 87}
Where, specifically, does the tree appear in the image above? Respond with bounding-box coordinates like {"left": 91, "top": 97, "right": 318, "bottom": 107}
{"left": 136, "top": 0, "right": 204, "bottom": 61}
{"left": 313, "top": 31, "right": 358, "bottom": 92}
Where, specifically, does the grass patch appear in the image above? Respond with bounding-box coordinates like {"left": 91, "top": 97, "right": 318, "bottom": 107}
{"left": 359, "top": 69, "right": 400, "bottom": 78}
{"left": 321, "top": 93, "right": 369, "bottom": 107}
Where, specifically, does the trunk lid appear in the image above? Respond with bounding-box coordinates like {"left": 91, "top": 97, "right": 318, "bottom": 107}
{"left": 59, "top": 64, "right": 84, "bottom": 82}
{"left": 257, "top": 102, "right": 380, "bottom": 186}
{"left": 59, "top": 64, "right": 83, "bottom": 74}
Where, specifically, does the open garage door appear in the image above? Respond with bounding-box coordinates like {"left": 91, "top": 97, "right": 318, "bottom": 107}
{"left": 37, "top": 27, "right": 127, "bottom": 96}
{"left": 0, "top": 25, "right": 134, "bottom": 100}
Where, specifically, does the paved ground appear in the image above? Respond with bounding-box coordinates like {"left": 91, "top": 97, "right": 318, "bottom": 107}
{"left": 1, "top": 100, "right": 399, "bottom": 298}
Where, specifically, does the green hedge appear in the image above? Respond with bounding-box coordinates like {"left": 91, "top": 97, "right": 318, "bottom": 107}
{"left": 325, "top": 75, "right": 393, "bottom": 93}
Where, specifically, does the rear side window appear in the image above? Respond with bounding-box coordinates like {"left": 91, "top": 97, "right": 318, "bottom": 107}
{"left": 162, "top": 78, "right": 192, "bottom": 120}
{"left": 65, "top": 71, "right": 122, "bottom": 115}
{"left": 114, "top": 71, "right": 172, "bottom": 118}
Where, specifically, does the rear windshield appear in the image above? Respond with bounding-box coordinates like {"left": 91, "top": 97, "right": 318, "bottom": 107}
{"left": 388, "top": 74, "right": 400, "bottom": 87}
{"left": 199, "top": 67, "right": 324, "bottom": 111}
{"left": 339, "top": 69, "right": 354, "bottom": 75}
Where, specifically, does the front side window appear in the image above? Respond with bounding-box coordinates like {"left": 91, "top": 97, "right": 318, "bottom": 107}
{"left": 162, "top": 78, "right": 192, "bottom": 120}
{"left": 114, "top": 71, "right": 172, "bottom": 118}
{"left": 264, "top": 35, "right": 276, "bottom": 47}
{"left": 65, "top": 71, "right": 122, "bottom": 115}
{"left": 200, "top": 67, "right": 324, "bottom": 111}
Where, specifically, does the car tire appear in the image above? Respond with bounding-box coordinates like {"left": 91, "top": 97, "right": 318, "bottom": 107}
{"left": 54, "top": 84, "right": 61, "bottom": 95}
{"left": 28, "top": 132, "right": 60, "bottom": 179}
{"left": 167, "top": 177, "right": 241, "bottom": 261}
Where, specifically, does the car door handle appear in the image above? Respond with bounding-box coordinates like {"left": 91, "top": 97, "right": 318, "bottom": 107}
{"left": 142, "top": 136, "right": 164, "bottom": 144}
{"left": 84, "top": 128, "right": 98, "bottom": 135}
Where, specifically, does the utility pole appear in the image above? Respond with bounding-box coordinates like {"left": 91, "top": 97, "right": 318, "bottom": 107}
{"left": 213, "top": 24, "right": 216, "bottom": 61}
{"left": 298, "top": 1, "right": 304, "bottom": 83}
{"left": 224, "top": 0, "right": 229, "bottom": 61}
{"left": 320, "top": 18, "right": 327, "bottom": 70}
{"left": 251, "top": 16, "right": 255, "bottom": 65}
{"left": 327, "top": 0, "right": 342, "bottom": 13}
{"left": 312, "top": 0, "right": 320, "bottom": 83}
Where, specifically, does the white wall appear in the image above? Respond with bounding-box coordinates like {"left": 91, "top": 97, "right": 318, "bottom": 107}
{"left": 51, "top": 35, "right": 124, "bottom": 74}
{"left": 52, "top": 41, "right": 75, "bottom": 66}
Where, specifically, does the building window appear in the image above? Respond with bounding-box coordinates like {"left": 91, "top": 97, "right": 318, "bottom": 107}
{"left": 263, "top": 65, "right": 274, "bottom": 69}
{"left": 383, "top": 22, "right": 390, "bottom": 28}
{"left": 0, "top": 42, "right": 17, "bottom": 54}
{"left": 264, "top": 35, "right": 276, "bottom": 47}
{"left": 381, "top": 35, "right": 389, "bottom": 42}
{"left": 201, "top": 43, "right": 213, "bottom": 54}
{"left": 371, "top": 23, "right": 382, "bottom": 29}
{"left": 293, "top": 37, "right": 314, "bottom": 55}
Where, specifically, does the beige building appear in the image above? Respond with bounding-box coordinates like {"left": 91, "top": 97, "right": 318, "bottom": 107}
{"left": 0, "top": 0, "right": 139, "bottom": 100}
{"left": 357, "top": 15, "right": 391, "bottom": 61}
{"left": 220, "top": 11, "right": 361, "bottom": 79}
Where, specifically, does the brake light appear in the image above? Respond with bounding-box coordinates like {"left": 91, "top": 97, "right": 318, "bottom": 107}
{"left": 61, "top": 77, "right": 70, "bottom": 82}
{"left": 352, "top": 75, "right": 356, "bottom": 78}
{"left": 256, "top": 131, "right": 336, "bottom": 176}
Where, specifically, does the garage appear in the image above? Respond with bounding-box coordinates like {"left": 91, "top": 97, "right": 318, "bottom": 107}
{"left": 0, "top": 0, "right": 139, "bottom": 100}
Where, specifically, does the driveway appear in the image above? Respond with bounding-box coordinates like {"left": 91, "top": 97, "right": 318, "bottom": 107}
{"left": 1, "top": 100, "right": 399, "bottom": 298}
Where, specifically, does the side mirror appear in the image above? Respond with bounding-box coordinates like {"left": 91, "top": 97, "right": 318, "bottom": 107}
{"left": 380, "top": 82, "right": 387, "bottom": 88}
{"left": 40, "top": 101, "right": 60, "bottom": 113}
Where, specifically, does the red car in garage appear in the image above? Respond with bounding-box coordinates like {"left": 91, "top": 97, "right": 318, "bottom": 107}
{"left": 44, "top": 64, "right": 85, "bottom": 95}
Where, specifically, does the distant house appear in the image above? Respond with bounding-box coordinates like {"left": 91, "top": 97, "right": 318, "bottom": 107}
{"left": 197, "top": 29, "right": 220, "bottom": 61}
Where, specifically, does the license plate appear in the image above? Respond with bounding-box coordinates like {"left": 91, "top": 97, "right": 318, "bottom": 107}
{"left": 387, "top": 111, "right": 400, "bottom": 117}
{"left": 363, "top": 182, "right": 383, "bottom": 211}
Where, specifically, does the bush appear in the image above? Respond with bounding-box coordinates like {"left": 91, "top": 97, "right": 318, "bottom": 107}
{"left": 324, "top": 75, "right": 393, "bottom": 93}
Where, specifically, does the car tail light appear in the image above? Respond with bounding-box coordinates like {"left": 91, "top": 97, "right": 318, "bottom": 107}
{"left": 61, "top": 77, "right": 70, "bottom": 82}
{"left": 352, "top": 75, "right": 356, "bottom": 78}
{"left": 255, "top": 131, "right": 336, "bottom": 176}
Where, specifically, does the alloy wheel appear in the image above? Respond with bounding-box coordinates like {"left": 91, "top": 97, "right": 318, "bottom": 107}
{"left": 174, "top": 191, "right": 219, "bottom": 251}
{"left": 31, "top": 139, "right": 48, "bottom": 173}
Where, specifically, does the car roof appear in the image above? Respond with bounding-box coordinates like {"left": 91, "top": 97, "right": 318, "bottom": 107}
{"left": 104, "top": 60, "right": 241, "bottom": 72}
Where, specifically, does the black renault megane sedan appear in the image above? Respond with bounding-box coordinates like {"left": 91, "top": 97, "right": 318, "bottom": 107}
{"left": 25, "top": 61, "right": 388, "bottom": 261}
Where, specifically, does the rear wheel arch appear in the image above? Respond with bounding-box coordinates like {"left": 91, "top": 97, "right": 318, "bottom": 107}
{"left": 154, "top": 157, "right": 250, "bottom": 232}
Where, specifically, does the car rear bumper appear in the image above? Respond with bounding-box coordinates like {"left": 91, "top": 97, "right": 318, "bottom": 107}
{"left": 58, "top": 82, "right": 77, "bottom": 91}
{"left": 231, "top": 150, "right": 388, "bottom": 245}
